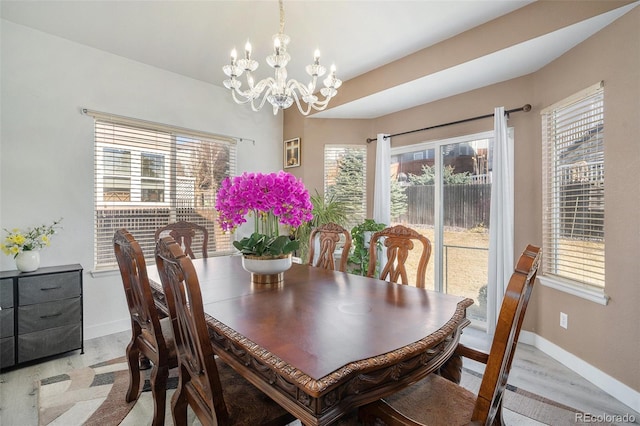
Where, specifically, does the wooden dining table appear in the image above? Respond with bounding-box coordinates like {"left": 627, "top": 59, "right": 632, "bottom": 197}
{"left": 147, "top": 255, "right": 473, "bottom": 426}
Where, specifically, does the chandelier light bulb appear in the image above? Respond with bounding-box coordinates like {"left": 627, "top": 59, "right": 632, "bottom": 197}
{"left": 222, "top": 0, "right": 339, "bottom": 116}
{"left": 274, "top": 38, "right": 281, "bottom": 55}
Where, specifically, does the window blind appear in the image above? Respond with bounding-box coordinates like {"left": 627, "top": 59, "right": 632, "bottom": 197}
{"left": 87, "top": 110, "right": 237, "bottom": 269}
{"left": 541, "top": 82, "right": 605, "bottom": 288}
{"left": 324, "top": 145, "right": 367, "bottom": 230}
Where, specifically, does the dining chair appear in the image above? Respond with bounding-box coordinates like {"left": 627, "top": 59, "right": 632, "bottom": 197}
{"left": 154, "top": 220, "right": 209, "bottom": 259}
{"left": 358, "top": 244, "right": 542, "bottom": 426}
{"left": 113, "top": 228, "right": 178, "bottom": 426}
{"left": 366, "top": 224, "right": 432, "bottom": 288}
{"left": 154, "top": 236, "right": 296, "bottom": 426}
{"left": 308, "top": 222, "right": 353, "bottom": 272}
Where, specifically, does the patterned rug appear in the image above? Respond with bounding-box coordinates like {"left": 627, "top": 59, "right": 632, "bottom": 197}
{"left": 37, "top": 357, "right": 185, "bottom": 426}
{"left": 37, "top": 357, "right": 584, "bottom": 426}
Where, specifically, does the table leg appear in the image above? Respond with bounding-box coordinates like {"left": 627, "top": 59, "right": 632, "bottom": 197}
{"left": 437, "top": 353, "right": 463, "bottom": 384}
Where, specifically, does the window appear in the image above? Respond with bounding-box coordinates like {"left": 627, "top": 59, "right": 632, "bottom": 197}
{"left": 103, "top": 148, "right": 131, "bottom": 201}
{"left": 391, "top": 132, "right": 495, "bottom": 326}
{"left": 541, "top": 82, "right": 606, "bottom": 296}
{"left": 324, "top": 145, "right": 367, "bottom": 229}
{"left": 88, "top": 110, "right": 237, "bottom": 269}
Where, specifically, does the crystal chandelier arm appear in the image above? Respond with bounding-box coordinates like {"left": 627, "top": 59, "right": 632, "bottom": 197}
{"left": 231, "top": 89, "right": 254, "bottom": 105}
{"left": 231, "top": 84, "right": 273, "bottom": 114}
{"left": 288, "top": 88, "right": 313, "bottom": 116}
{"left": 230, "top": 76, "right": 273, "bottom": 102}
{"left": 250, "top": 85, "right": 274, "bottom": 112}
{"left": 287, "top": 79, "right": 337, "bottom": 113}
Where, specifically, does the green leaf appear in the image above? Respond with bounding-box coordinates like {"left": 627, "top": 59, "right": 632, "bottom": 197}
{"left": 266, "top": 235, "right": 287, "bottom": 255}
{"left": 283, "top": 239, "right": 299, "bottom": 254}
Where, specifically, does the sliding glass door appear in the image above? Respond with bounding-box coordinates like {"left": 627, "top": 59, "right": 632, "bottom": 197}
{"left": 390, "top": 131, "right": 495, "bottom": 328}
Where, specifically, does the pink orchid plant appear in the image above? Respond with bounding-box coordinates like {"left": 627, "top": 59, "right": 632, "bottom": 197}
{"left": 215, "top": 171, "right": 313, "bottom": 257}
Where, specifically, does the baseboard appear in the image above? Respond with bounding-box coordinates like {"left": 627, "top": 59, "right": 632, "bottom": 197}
{"left": 84, "top": 318, "right": 130, "bottom": 340}
{"left": 520, "top": 331, "right": 640, "bottom": 413}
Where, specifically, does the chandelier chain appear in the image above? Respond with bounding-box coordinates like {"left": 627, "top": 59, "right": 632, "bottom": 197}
{"left": 278, "top": 0, "right": 285, "bottom": 35}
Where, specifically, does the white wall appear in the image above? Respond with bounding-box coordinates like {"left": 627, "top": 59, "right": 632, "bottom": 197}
{"left": 0, "top": 20, "right": 284, "bottom": 338}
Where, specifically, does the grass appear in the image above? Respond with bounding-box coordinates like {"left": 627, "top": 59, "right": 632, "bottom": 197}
{"left": 388, "top": 225, "right": 490, "bottom": 322}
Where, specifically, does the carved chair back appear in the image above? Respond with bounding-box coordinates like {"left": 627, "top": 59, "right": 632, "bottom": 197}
{"left": 472, "top": 244, "right": 541, "bottom": 423}
{"left": 308, "top": 222, "right": 353, "bottom": 272}
{"left": 367, "top": 225, "right": 432, "bottom": 288}
{"left": 113, "top": 228, "right": 177, "bottom": 426}
{"left": 358, "top": 245, "right": 541, "bottom": 426}
{"left": 154, "top": 220, "right": 209, "bottom": 259}
{"left": 154, "top": 236, "right": 229, "bottom": 425}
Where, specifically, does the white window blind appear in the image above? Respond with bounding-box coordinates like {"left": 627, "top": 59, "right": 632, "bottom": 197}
{"left": 87, "top": 110, "right": 237, "bottom": 269}
{"left": 541, "top": 82, "right": 605, "bottom": 288}
{"left": 324, "top": 145, "right": 367, "bottom": 229}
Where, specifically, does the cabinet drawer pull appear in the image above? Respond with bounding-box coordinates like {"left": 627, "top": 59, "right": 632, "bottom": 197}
{"left": 40, "top": 312, "right": 62, "bottom": 319}
{"left": 40, "top": 286, "right": 62, "bottom": 291}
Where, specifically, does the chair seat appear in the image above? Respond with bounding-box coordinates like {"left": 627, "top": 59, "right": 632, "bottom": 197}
{"left": 139, "top": 316, "right": 177, "bottom": 360}
{"left": 382, "top": 374, "right": 476, "bottom": 426}
{"left": 215, "top": 358, "right": 294, "bottom": 425}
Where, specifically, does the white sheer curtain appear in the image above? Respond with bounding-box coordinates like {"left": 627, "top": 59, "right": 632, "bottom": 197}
{"left": 373, "top": 133, "right": 391, "bottom": 226}
{"left": 487, "top": 107, "right": 514, "bottom": 333}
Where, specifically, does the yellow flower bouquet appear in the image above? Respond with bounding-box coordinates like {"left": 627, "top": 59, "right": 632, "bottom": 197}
{"left": 1, "top": 219, "right": 62, "bottom": 258}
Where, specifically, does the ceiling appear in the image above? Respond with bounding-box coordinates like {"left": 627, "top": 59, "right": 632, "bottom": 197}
{"left": 1, "top": 1, "right": 637, "bottom": 119}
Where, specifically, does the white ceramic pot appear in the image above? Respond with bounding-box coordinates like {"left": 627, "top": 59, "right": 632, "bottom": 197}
{"left": 15, "top": 250, "right": 40, "bottom": 272}
{"left": 242, "top": 254, "right": 293, "bottom": 274}
{"left": 242, "top": 254, "right": 293, "bottom": 284}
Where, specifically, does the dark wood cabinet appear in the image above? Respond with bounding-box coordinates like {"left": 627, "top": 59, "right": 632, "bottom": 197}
{"left": 0, "top": 264, "right": 83, "bottom": 369}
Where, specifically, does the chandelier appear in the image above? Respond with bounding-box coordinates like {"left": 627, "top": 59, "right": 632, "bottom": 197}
{"left": 222, "top": 0, "right": 342, "bottom": 116}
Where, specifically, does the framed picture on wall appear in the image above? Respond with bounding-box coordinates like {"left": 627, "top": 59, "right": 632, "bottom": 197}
{"left": 284, "top": 137, "right": 301, "bottom": 168}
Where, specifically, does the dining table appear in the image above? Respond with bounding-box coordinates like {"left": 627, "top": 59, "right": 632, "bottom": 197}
{"left": 147, "top": 255, "right": 473, "bottom": 426}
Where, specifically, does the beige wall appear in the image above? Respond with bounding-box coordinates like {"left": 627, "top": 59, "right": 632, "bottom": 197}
{"left": 284, "top": 113, "right": 373, "bottom": 193}
{"left": 530, "top": 6, "right": 640, "bottom": 391}
{"left": 284, "top": 5, "right": 639, "bottom": 391}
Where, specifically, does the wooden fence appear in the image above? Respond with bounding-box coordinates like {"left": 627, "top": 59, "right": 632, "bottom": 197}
{"left": 398, "top": 184, "right": 491, "bottom": 229}
{"left": 95, "top": 207, "right": 231, "bottom": 266}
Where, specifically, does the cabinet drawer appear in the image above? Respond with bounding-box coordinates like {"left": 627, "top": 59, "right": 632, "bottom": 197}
{"left": 0, "top": 308, "right": 14, "bottom": 338}
{"left": 18, "top": 298, "right": 80, "bottom": 335}
{"left": 18, "top": 323, "right": 81, "bottom": 363}
{"left": 1, "top": 278, "right": 13, "bottom": 308}
{"left": 19, "top": 272, "right": 81, "bottom": 305}
{"left": 1, "top": 336, "right": 15, "bottom": 368}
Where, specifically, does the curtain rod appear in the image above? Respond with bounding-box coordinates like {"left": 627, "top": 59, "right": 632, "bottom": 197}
{"left": 366, "top": 104, "right": 531, "bottom": 143}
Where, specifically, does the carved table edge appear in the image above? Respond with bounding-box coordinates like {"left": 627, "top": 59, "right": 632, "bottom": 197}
{"left": 206, "top": 297, "right": 474, "bottom": 396}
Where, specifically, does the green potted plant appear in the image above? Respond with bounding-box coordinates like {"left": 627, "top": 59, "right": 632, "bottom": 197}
{"left": 294, "top": 191, "right": 349, "bottom": 263}
{"left": 347, "top": 219, "right": 386, "bottom": 276}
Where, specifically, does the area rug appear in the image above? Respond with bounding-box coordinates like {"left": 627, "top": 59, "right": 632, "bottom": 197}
{"left": 37, "top": 357, "right": 182, "bottom": 426}
{"left": 37, "top": 357, "right": 583, "bottom": 426}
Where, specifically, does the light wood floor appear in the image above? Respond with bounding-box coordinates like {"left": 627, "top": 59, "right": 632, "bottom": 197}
{"left": 1, "top": 327, "right": 637, "bottom": 425}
